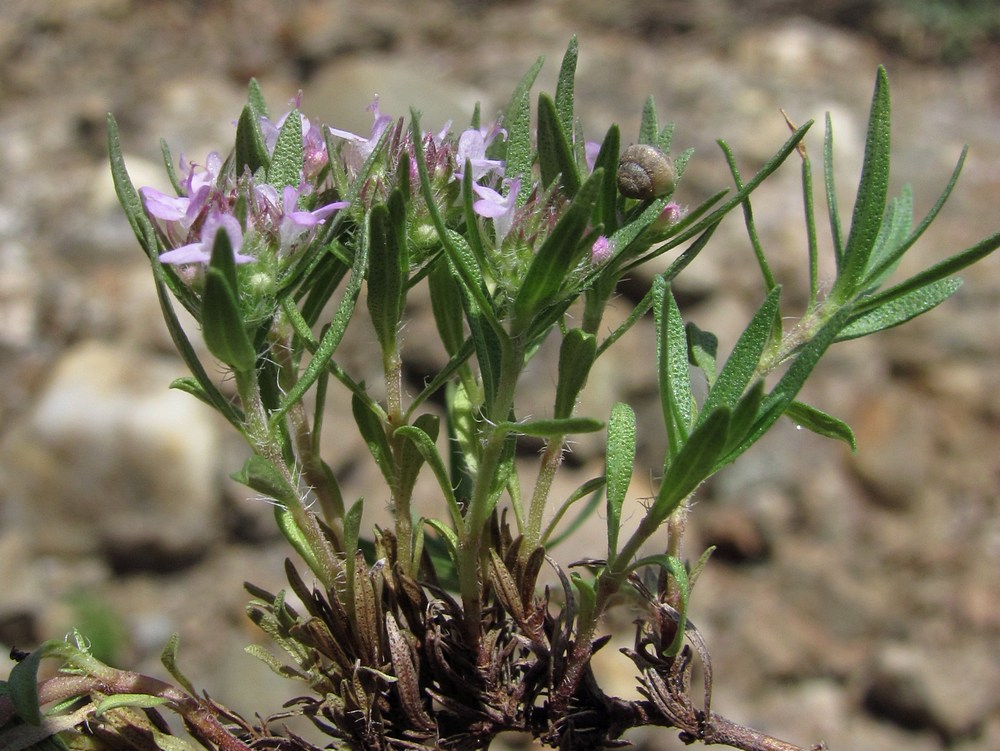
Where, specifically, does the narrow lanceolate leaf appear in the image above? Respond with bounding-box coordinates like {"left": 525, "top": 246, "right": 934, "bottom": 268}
{"left": 538, "top": 92, "right": 581, "bottom": 195}
{"left": 511, "top": 168, "right": 603, "bottom": 335}
{"left": 496, "top": 416, "right": 604, "bottom": 437}
{"left": 838, "top": 277, "right": 962, "bottom": 341}
{"left": 397, "top": 413, "right": 439, "bottom": 501}
{"left": 686, "top": 323, "right": 719, "bottom": 390}
{"left": 653, "top": 407, "right": 730, "bottom": 521}
{"left": 824, "top": 113, "right": 845, "bottom": 266}
{"left": 861, "top": 186, "right": 913, "bottom": 289}
{"left": 851, "top": 231, "right": 1000, "bottom": 316}
{"left": 247, "top": 78, "right": 269, "bottom": 118}
{"left": 271, "top": 234, "right": 367, "bottom": 426}
{"left": 267, "top": 108, "right": 304, "bottom": 192}
{"left": 785, "top": 401, "right": 857, "bottom": 450}
{"left": 395, "top": 423, "right": 463, "bottom": 527}
{"left": 352, "top": 393, "right": 396, "bottom": 487}
{"left": 232, "top": 454, "right": 298, "bottom": 503}
{"left": 699, "top": 286, "right": 781, "bottom": 422}
{"left": 554, "top": 35, "right": 578, "bottom": 137}
{"left": 367, "top": 192, "right": 408, "bottom": 353}
{"left": 235, "top": 103, "right": 270, "bottom": 175}
{"left": 723, "top": 301, "right": 858, "bottom": 465}
{"left": 654, "top": 279, "right": 694, "bottom": 460}
{"left": 638, "top": 95, "right": 659, "bottom": 145}
{"left": 832, "top": 66, "right": 891, "bottom": 302}
{"left": 502, "top": 56, "right": 544, "bottom": 201}
{"left": 202, "top": 230, "right": 255, "bottom": 372}
{"left": 107, "top": 114, "right": 157, "bottom": 258}
{"left": 590, "top": 125, "right": 621, "bottom": 233}
{"left": 554, "top": 329, "right": 597, "bottom": 419}
{"left": 605, "top": 402, "right": 636, "bottom": 560}
{"left": 720, "top": 379, "right": 765, "bottom": 460}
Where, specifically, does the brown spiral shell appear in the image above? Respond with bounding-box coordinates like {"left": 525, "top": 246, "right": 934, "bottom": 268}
{"left": 616, "top": 144, "right": 675, "bottom": 200}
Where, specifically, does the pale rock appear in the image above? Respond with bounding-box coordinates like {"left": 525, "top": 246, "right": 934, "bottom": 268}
{"left": 0, "top": 341, "right": 222, "bottom": 569}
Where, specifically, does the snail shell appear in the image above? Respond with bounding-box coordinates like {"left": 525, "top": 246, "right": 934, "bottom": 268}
{"left": 617, "top": 144, "right": 675, "bottom": 200}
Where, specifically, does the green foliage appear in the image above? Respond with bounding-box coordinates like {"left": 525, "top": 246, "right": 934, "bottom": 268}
{"left": 6, "top": 38, "right": 995, "bottom": 751}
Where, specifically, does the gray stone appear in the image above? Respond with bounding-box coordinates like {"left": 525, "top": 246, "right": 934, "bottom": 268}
{"left": 0, "top": 341, "right": 223, "bottom": 569}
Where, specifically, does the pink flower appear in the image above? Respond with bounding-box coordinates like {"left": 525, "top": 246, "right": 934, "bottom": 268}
{"left": 590, "top": 235, "right": 613, "bottom": 265}
{"left": 159, "top": 212, "right": 254, "bottom": 266}
{"left": 454, "top": 124, "right": 505, "bottom": 181}
{"left": 328, "top": 96, "right": 395, "bottom": 174}
{"left": 472, "top": 177, "right": 520, "bottom": 244}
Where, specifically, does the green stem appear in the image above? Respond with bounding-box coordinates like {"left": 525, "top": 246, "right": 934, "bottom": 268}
{"left": 273, "top": 334, "right": 346, "bottom": 535}
{"left": 234, "top": 367, "right": 341, "bottom": 590}
{"left": 458, "top": 336, "right": 524, "bottom": 655}
{"left": 384, "top": 347, "right": 414, "bottom": 573}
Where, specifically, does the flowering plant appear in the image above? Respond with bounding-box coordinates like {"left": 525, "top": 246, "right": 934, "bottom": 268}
{"left": 2, "top": 39, "right": 997, "bottom": 751}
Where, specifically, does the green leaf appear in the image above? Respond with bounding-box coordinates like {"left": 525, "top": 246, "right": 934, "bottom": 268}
{"left": 652, "top": 407, "right": 730, "bottom": 520}
{"left": 167, "top": 376, "right": 212, "bottom": 405}
{"left": 570, "top": 572, "right": 597, "bottom": 631}
{"left": 861, "top": 185, "right": 913, "bottom": 289}
{"left": 699, "top": 286, "right": 780, "bottom": 421}
{"left": 590, "top": 125, "right": 621, "bottom": 233}
{"left": 638, "top": 95, "right": 659, "bottom": 145}
{"left": 235, "top": 103, "right": 270, "bottom": 175}
{"left": 686, "top": 323, "right": 718, "bottom": 390}
{"left": 428, "top": 259, "right": 468, "bottom": 357}
{"left": 273, "top": 504, "right": 323, "bottom": 580}
{"left": 511, "top": 167, "right": 603, "bottom": 335}
{"left": 864, "top": 148, "right": 967, "bottom": 288}
{"left": 397, "top": 413, "right": 439, "bottom": 501}
{"left": 159, "top": 138, "right": 182, "bottom": 195}
{"left": 851, "top": 231, "right": 1000, "bottom": 317}
{"left": 723, "top": 301, "right": 857, "bottom": 464}
{"left": 396, "top": 423, "right": 463, "bottom": 527}
{"left": 424, "top": 518, "right": 460, "bottom": 563}
{"left": 638, "top": 121, "right": 812, "bottom": 270}
{"left": 501, "top": 56, "right": 545, "bottom": 199}
{"left": 247, "top": 78, "right": 269, "bottom": 118}
{"left": 201, "top": 229, "right": 256, "bottom": 373}
{"left": 838, "top": 277, "right": 962, "bottom": 340}
{"left": 785, "top": 400, "right": 857, "bottom": 450}
{"left": 554, "top": 36, "right": 578, "bottom": 138}
{"left": 267, "top": 108, "right": 304, "bottom": 192}
{"left": 654, "top": 279, "right": 693, "bottom": 460}
{"left": 7, "top": 641, "right": 99, "bottom": 726}
{"left": 554, "top": 329, "right": 597, "bottom": 419}
{"left": 606, "top": 402, "right": 636, "bottom": 560}
{"left": 832, "top": 66, "right": 891, "bottom": 302}
{"left": 352, "top": 393, "right": 395, "bottom": 487}
{"left": 159, "top": 635, "right": 197, "bottom": 696}
{"left": 93, "top": 694, "right": 170, "bottom": 716}
{"left": 231, "top": 454, "right": 297, "bottom": 503}
{"left": 824, "top": 113, "right": 845, "bottom": 265}
{"left": 271, "top": 234, "right": 367, "bottom": 426}
{"left": 496, "top": 417, "right": 604, "bottom": 437}
{"left": 107, "top": 114, "right": 157, "bottom": 259}
{"left": 537, "top": 92, "right": 581, "bottom": 195}
{"left": 720, "top": 379, "right": 765, "bottom": 460}
{"left": 543, "top": 477, "right": 606, "bottom": 548}
{"left": 367, "top": 193, "right": 409, "bottom": 353}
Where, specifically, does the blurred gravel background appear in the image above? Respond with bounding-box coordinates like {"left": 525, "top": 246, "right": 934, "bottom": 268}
{"left": 1, "top": 2, "right": 999, "bottom": 749}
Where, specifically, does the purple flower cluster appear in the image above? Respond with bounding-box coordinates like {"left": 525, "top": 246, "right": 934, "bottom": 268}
{"left": 141, "top": 105, "right": 349, "bottom": 271}
{"left": 140, "top": 96, "right": 660, "bottom": 279}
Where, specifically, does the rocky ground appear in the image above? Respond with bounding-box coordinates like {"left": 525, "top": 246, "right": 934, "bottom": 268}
{"left": 1, "top": 2, "right": 999, "bottom": 750}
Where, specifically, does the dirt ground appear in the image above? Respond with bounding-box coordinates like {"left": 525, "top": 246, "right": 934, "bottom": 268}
{"left": 1, "top": 2, "right": 999, "bottom": 750}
